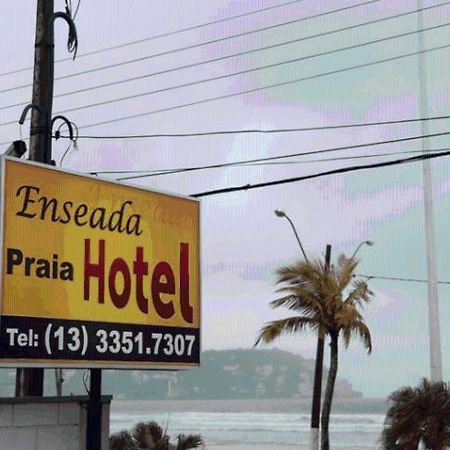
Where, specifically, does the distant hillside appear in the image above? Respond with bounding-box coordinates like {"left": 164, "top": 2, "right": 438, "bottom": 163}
{"left": 0, "top": 349, "right": 363, "bottom": 400}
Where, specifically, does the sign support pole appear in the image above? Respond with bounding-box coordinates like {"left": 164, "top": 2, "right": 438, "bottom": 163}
{"left": 87, "top": 369, "right": 102, "bottom": 450}
{"left": 15, "top": 0, "right": 55, "bottom": 398}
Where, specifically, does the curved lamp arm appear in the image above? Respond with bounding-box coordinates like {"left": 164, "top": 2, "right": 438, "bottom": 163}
{"left": 19, "top": 103, "right": 44, "bottom": 125}
{"left": 274, "top": 209, "right": 309, "bottom": 262}
{"left": 51, "top": 115, "right": 74, "bottom": 141}
{"left": 50, "top": 12, "right": 78, "bottom": 59}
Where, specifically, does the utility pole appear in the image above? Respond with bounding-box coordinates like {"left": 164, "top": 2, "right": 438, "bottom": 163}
{"left": 15, "top": 0, "right": 55, "bottom": 398}
{"left": 309, "top": 244, "right": 331, "bottom": 450}
{"left": 416, "top": 0, "right": 443, "bottom": 382}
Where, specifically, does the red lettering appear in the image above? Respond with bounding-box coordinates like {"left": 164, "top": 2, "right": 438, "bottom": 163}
{"left": 84, "top": 239, "right": 105, "bottom": 303}
{"left": 180, "top": 243, "right": 193, "bottom": 323}
{"left": 108, "top": 258, "right": 131, "bottom": 309}
{"left": 151, "top": 262, "right": 175, "bottom": 319}
{"left": 133, "top": 247, "right": 149, "bottom": 313}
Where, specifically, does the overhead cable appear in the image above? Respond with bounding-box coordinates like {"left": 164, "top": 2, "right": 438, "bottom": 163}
{"left": 91, "top": 147, "right": 449, "bottom": 176}
{"left": 355, "top": 274, "right": 450, "bottom": 284}
{"left": 50, "top": 43, "right": 450, "bottom": 131}
{"left": 189, "top": 149, "right": 450, "bottom": 197}
{"left": 112, "top": 131, "right": 450, "bottom": 181}
{"left": 57, "top": 115, "right": 450, "bottom": 140}
{"left": 2, "top": 16, "right": 449, "bottom": 112}
{"left": 0, "top": 0, "right": 304, "bottom": 77}
{"left": 0, "top": 0, "right": 384, "bottom": 92}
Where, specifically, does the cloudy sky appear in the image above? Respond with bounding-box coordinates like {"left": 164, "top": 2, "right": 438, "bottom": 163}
{"left": 1, "top": 0, "right": 450, "bottom": 397}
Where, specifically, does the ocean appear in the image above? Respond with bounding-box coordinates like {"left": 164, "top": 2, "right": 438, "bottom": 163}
{"left": 110, "top": 399, "right": 385, "bottom": 449}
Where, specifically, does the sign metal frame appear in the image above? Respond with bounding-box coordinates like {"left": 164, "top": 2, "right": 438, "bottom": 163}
{"left": 0, "top": 156, "right": 201, "bottom": 370}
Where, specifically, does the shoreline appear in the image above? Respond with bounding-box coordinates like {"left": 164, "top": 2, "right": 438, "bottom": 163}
{"left": 111, "top": 397, "right": 388, "bottom": 414}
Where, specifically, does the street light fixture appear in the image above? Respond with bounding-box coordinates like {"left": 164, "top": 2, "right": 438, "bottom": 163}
{"left": 274, "top": 209, "right": 309, "bottom": 262}
{"left": 350, "top": 240, "right": 374, "bottom": 260}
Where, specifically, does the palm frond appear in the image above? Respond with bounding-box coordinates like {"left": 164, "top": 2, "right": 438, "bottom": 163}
{"left": 336, "top": 256, "right": 359, "bottom": 291}
{"left": 255, "top": 316, "right": 316, "bottom": 346}
{"left": 382, "top": 379, "right": 450, "bottom": 449}
{"left": 109, "top": 430, "right": 136, "bottom": 450}
{"left": 344, "top": 279, "right": 372, "bottom": 307}
{"left": 176, "top": 434, "right": 204, "bottom": 450}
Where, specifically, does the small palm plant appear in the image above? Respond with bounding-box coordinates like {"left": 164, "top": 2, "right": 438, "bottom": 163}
{"left": 109, "top": 429, "right": 136, "bottom": 450}
{"left": 255, "top": 254, "right": 373, "bottom": 450}
{"left": 381, "top": 378, "right": 450, "bottom": 450}
{"left": 109, "top": 420, "right": 204, "bottom": 450}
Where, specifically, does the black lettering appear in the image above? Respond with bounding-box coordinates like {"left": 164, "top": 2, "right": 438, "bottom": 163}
{"left": 74, "top": 204, "right": 88, "bottom": 226}
{"left": 60, "top": 262, "right": 74, "bottom": 281}
{"left": 60, "top": 201, "right": 73, "bottom": 224}
{"left": 38, "top": 197, "right": 59, "bottom": 221}
{"left": 109, "top": 201, "right": 132, "bottom": 232}
{"left": 127, "top": 215, "right": 143, "bottom": 236}
{"left": 52, "top": 254, "right": 58, "bottom": 279}
{"left": 35, "top": 259, "right": 50, "bottom": 278}
{"left": 6, "top": 248, "right": 22, "bottom": 274}
{"left": 15, "top": 185, "right": 39, "bottom": 219}
{"left": 90, "top": 207, "right": 107, "bottom": 230}
{"left": 25, "top": 257, "right": 35, "bottom": 276}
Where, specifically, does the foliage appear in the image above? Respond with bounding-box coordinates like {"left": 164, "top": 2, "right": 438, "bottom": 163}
{"left": 255, "top": 255, "right": 372, "bottom": 349}
{"left": 109, "top": 430, "right": 136, "bottom": 450}
{"left": 109, "top": 420, "right": 204, "bottom": 450}
{"left": 381, "top": 378, "right": 450, "bottom": 450}
{"left": 255, "top": 254, "right": 373, "bottom": 450}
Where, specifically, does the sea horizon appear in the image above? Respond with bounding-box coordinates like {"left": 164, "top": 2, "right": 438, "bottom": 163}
{"left": 110, "top": 398, "right": 387, "bottom": 449}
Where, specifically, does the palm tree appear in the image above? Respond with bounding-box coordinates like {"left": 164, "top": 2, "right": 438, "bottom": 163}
{"left": 109, "top": 429, "right": 136, "bottom": 450}
{"left": 381, "top": 378, "right": 450, "bottom": 450}
{"left": 109, "top": 420, "right": 204, "bottom": 450}
{"left": 255, "top": 254, "right": 373, "bottom": 450}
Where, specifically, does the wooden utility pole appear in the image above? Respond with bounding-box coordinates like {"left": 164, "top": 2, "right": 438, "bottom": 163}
{"left": 15, "top": 0, "right": 55, "bottom": 397}
{"left": 309, "top": 244, "right": 331, "bottom": 450}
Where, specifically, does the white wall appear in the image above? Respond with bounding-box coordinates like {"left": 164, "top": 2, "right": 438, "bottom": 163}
{"left": 0, "top": 396, "right": 110, "bottom": 450}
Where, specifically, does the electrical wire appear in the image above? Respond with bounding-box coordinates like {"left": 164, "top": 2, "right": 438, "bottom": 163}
{"left": 111, "top": 131, "right": 450, "bottom": 181}
{"left": 92, "top": 147, "right": 449, "bottom": 176}
{"left": 0, "top": 0, "right": 383, "bottom": 90}
{"left": 355, "top": 274, "right": 450, "bottom": 284}
{"left": 0, "top": 0, "right": 305, "bottom": 78}
{"left": 189, "top": 149, "right": 450, "bottom": 197}
{"left": 53, "top": 115, "right": 450, "bottom": 140}
{"left": 48, "top": 43, "right": 450, "bottom": 132}
{"left": 2, "top": 16, "right": 449, "bottom": 112}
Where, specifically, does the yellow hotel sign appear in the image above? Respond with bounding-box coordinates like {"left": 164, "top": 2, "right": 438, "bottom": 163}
{"left": 0, "top": 157, "right": 200, "bottom": 368}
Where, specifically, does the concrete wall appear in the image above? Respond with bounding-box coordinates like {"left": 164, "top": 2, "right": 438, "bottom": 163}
{"left": 0, "top": 396, "right": 111, "bottom": 450}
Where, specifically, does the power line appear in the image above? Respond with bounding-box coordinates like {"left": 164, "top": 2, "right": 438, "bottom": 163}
{"left": 54, "top": 43, "right": 450, "bottom": 131}
{"left": 2, "top": 14, "right": 449, "bottom": 113}
{"left": 0, "top": 0, "right": 304, "bottom": 78}
{"left": 56, "top": 115, "right": 450, "bottom": 140}
{"left": 112, "top": 131, "right": 450, "bottom": 181}
{"left": 0, "top": 0, "right": 383, "bottom": 94}
{"left": 189, "top": 148, "right": 450, "bottom": 197}
{"left": 90, "top": 147, "right": 449, "bottom": 176}
{"left": 2, "top": 42, "right": 449, "bottom": 133}
{"left": 355, "top": 274, "right": 450, "bottom": 285}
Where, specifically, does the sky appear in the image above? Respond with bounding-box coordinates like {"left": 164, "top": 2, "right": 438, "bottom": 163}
{"left": 1, "top": 0, "right": 450, "bottom": 397}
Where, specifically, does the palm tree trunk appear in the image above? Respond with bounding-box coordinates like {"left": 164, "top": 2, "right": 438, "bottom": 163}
{"left": 320, "top": 332, "right": 339, "bottom": 450}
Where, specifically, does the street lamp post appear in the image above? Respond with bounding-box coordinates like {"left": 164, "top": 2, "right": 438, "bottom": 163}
{"left": 274, "top": 210, "right": 374, "bottom": 450}
{"left": 274, "top": 209, "right": 323, "bottom": 450}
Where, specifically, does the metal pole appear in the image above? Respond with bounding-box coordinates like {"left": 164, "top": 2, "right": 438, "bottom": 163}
{"left": 86, "top": 369, "right": 102, "bottom": 450}
{"left": 16, "top": 0, "right": 55, "bottom": 398}
{"left": 416, "top": 0, "right": 443, "bottom": 382}
{"left": 309, "top": 244, "right": 331, "bottom": 450}
{"left": 284, "top": 215, "right": 309, "bottom": 262}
